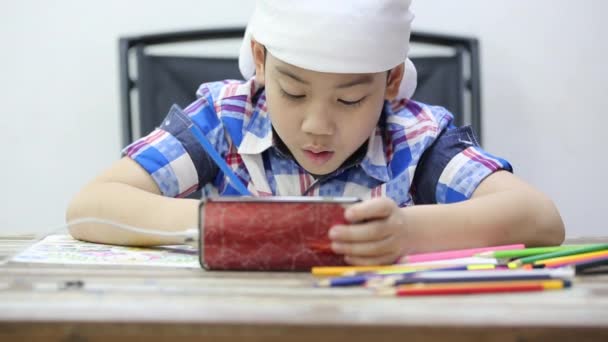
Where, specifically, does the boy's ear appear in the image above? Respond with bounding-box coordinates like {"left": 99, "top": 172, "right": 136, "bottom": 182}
{"left": 251, "top": 39, "right": 266, "bottom": 85}
{"left": 385, "top": 62, "right": 405, "bottom": 101}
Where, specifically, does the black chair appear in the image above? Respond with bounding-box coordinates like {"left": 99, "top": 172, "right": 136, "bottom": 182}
{"left": 119, "top": 28, "right": 482, "bottom": 147}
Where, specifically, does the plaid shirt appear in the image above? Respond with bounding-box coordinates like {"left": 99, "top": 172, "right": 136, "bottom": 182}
{"left": 123, "top": 78, "right": 511, "bottom": 206}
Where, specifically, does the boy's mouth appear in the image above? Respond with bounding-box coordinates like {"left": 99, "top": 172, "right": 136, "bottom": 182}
{"left": 302, "top": 148, "right": 334, "bottom": 165}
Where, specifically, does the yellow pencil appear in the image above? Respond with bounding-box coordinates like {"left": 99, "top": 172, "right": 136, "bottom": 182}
{"left": 312, "top": 262, "right": 503, "bottom": 277}
{"left": 377, "top": 263, "right": 498, "bottom": 275}
{"left": 311, "top": 265, "right": 444, "bottom": 277}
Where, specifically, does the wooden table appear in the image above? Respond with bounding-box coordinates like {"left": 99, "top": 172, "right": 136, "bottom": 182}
{"left": 1, "top": 236, "right": 607, "bottom": 341}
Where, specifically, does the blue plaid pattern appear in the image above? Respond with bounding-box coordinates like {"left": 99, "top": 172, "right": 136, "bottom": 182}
{"left": 123, "top": 79, "right": 512, "bottom": 205}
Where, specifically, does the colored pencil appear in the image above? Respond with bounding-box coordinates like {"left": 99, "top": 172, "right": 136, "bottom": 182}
{"left": 398, "top": 279, "right": 571, "bottom": 290}
{"left": 572, "top": 258, "right": 608, "bottom": 273}
{"left": 376, "top": 264, "right": 499, "bottom": 275}
{"left": 405, "top": 257, "right": 499, "bottom": 267}
{"left": 508, "top": 244, "right": 608, "bottom": 268}
{"left": 384, "top": 273, "right": 563, "bottom": 287}
{"left": 310, "top": 264, "right": 485, "bottom": 277}
{"left": 378, "top": 279, "right": 570, "bottom": 296}
{"left": 190, "top": 124, "right": 251, "bottom": 195}
{"left": 476, "top": 245, "right": 588, "bottom": 259}
{"left": 372, "top": 268, "right": 574, "bottom": 287}
{"left": 399, "top": 244, "right": 525, "bottom": 263}
{"left": 365, "top": 265, "right": 498, "bottom": 288}
{"left": 312, "top": 264, "right": 469, "bottom": 277}
{"left": 544, "top": 255, "right": 608, "bottom": 271}
{"left": 318, "top": 264, "right": 507, "bottom": 287}
{"left": 578, "top": 267, "right": 608, "bottom": 275}
{"left": 345, "top": 262, "right": 502, "bottom": 276}
{"left": 316, "top": 275, "right": 372, "bottom": 287}
{"left": 412, "top": 268, "right": 573, "bottom": 278}
{"left": 534, "top": 251, "right": 608, "bottom": 267}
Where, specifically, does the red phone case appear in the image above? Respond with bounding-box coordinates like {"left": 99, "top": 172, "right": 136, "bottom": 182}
{"left": 198, "top": 197, "right": 359, "bottom": 271}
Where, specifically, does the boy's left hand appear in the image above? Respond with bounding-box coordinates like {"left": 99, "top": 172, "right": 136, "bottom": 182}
{"left": 328, "top": 197, "right": 409, "bottom": 265}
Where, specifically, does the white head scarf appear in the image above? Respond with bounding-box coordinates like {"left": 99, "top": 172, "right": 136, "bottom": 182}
{"left": 238, "top": 0, "right": 418, "bottom": 99}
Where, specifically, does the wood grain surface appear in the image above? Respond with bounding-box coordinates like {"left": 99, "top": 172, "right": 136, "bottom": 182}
{"left": 1, "top": 236, "right": 607, "bottom": 341}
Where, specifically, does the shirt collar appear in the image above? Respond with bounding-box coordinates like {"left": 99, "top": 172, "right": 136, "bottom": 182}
{"left": 237, "top": 84, "right": 391, "bottom": 183}
{"left": 358, "top": 103, "right": 391, "bottom": 182}
{"left": 236, "top": 85, "right": 274, "bottom": 155}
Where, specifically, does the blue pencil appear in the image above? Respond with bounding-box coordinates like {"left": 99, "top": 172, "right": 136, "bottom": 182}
{"left": 387, "top": 274, "right": 555, "bottom": 286}
{"left": 315, "top": 275, "right": 372, "bottom": 287}
{"left": 189, "top": 122, "right": 251, "bottom": 196}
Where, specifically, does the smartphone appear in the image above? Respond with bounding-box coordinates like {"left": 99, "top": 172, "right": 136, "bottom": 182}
{"left": 198, "top": 196, "right": 361, "bottom": 271}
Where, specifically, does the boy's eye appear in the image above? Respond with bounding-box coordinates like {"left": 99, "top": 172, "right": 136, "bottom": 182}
{"left": 280, "top": 89, "right": 305, "bottom": 100}
{"left": 338, "top": 97, "right": 365, "bottom": 106}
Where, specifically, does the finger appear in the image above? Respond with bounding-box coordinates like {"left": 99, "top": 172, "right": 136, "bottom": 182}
{"left": 344, "top": 197, "right": 396, "bottom": 222}
{"left": 332, "top": 236, "right": 397, "bottom": 257}
{"left": 329, "top": 221, "right": 391, "bottom": 243}
{"left": 344, "top": 252, "right": 402, "bottom": 266}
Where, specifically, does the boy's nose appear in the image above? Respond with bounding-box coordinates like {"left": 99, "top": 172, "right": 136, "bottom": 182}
{"left": 301, "top": 106, "right": 335, "bottom": 136}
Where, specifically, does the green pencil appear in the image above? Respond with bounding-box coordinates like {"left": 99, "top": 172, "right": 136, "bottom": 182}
{"left": 508, "top": 244, "right": 608, "bottom": 268}
{"left": 476, "top": 245, "right": 589, "bottom": 259}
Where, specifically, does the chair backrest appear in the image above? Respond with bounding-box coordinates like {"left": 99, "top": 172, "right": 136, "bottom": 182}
{"left": 136, "top": 52, "right": 243, "bottom": 140}
{"left": 119, "top": 28, "right": 481, "bottom": 146}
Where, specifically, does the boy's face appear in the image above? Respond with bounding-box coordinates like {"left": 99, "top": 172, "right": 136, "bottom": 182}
{"left": 252, "top": 42, "right": 404, "bottom": 176}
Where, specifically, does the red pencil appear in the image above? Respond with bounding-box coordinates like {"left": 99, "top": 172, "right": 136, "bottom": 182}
{"left": 378, "top": 279, "right": 570, "bottom": 296}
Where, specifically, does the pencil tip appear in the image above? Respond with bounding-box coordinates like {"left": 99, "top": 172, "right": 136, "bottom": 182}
{"left": 508, "top": 261, "right": 520, "bottom": 269}
{"left": 316, "top": 279, "right": 331, "bottom": 287}
{"left": 377, "top": 288, "right": 397, "bottom": 296}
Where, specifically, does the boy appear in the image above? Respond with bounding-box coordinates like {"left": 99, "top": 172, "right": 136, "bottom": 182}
{"left": 67, "top": 0, "right": 564, "bottom": 265}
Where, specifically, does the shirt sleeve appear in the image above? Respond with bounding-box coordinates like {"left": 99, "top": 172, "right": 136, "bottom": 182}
{"left": 411, "top": 125, "right": 513, "bottom": 204}
{"left": 122, "top": 93, "right": 225, "bottom": 198}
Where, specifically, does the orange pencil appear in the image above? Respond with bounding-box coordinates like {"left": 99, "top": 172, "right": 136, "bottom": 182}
{"left": 533, "top": 250, "right": 608, "bottom": 267}
{"left": 543, "top": 255, "right": 608, "bottom": 269}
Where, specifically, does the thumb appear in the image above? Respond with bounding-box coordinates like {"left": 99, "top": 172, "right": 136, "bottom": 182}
{"left": 344, "top": 197, "right": 396, "bottom": 222}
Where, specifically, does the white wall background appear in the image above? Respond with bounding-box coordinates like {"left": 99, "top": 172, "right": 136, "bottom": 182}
{"left": 1, "top": 0, "right": 606, "bottom": 237}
